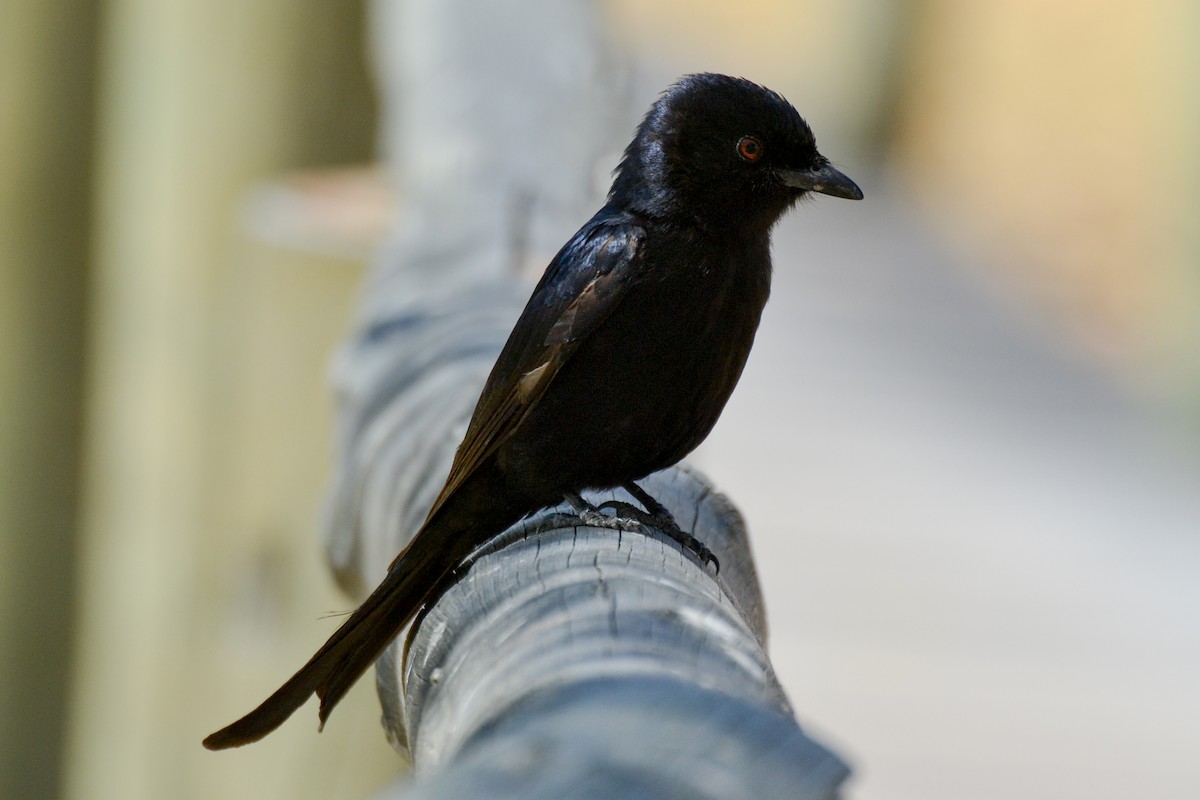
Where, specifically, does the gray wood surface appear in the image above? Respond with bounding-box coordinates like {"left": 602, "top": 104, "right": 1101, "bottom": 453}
{"left": 326, "top": 294, "right": 851, "bottom": 796}
{"left": 378, "top": 470, "right": 851, "bottom": 799}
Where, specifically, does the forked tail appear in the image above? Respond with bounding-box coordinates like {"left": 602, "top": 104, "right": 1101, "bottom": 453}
{"left": 202, "top": 518, "right": 470, "bottom": 750}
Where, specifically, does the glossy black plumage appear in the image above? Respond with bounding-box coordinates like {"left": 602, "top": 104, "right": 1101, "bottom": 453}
{"left": 204, "top": 73, "right": 861, "bottom": 750}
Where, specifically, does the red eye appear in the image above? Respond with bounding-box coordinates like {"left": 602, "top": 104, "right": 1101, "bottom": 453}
{"left": 736, "top": 136, "right": 763, "bottom": 162}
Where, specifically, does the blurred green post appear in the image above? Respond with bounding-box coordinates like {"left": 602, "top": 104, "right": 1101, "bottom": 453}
{"left": 0, "top": 3, "right": 98, "bottom": 799}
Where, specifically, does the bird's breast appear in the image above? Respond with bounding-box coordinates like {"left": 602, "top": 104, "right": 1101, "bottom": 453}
{"left": 504, "top": 234, "right": 772, "bottom": 492}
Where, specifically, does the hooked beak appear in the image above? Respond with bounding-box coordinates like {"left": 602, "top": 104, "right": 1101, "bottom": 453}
{"left": 776, "top": 162, "right": 863, "bottom": 200}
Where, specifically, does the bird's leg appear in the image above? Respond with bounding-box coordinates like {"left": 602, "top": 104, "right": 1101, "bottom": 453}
{"left": 563, "top": 487, "right": 719, "bottom": 574}
{"left": 620, "top": 481, "right": 682, "bottom": 529}
{"left": 619, "top": 481, "right": 718, "bottom": 574}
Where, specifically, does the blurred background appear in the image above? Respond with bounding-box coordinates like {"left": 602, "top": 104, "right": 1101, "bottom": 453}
{"left": 2, "top": 1, "right": 1197, "bottom": 799}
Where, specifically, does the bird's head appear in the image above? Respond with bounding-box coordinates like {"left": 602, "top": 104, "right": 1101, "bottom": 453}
{"left": 610, "top": 73, "right": 862, "bottom": 232}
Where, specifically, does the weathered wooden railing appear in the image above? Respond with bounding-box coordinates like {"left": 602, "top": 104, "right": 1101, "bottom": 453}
{"left": 314, "top": 1, "right": 850, "bottom": 796}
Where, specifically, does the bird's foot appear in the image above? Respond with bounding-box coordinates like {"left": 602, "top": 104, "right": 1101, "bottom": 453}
{"left": 568, "top": 499, "right": 645, "bottom": 532}
{"left": 564, "top": 490, "right": 719, "bottom": 575}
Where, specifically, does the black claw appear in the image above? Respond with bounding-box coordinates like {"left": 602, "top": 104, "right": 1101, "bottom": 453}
{"left": 563, "top": 489, "right": 718, "bottom": 574}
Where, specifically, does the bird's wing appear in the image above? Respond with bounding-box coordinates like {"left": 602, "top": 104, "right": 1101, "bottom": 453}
{"left": 421, "top": 215, "right": 645, "bottom": 527}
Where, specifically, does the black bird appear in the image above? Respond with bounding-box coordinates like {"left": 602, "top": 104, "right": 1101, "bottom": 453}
{"left": 204, "top": 73, "right": 862, "bottom": 750}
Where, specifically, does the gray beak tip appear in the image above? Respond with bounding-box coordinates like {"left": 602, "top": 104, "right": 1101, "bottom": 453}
{"left": 778, "top": 163, "right": 864, "bottom": 201}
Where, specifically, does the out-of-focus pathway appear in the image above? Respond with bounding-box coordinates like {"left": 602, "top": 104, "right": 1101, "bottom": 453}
{"left": 697, "top": 183, "right": 1200, "bottom": 800}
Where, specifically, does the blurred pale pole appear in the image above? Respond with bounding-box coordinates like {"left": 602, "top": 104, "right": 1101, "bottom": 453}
{"left": 1172, "top": 3, "right": 1200, "bottom": 411}
{"left": 66, "top": 3, "right": 384, "bottom": 800}
{"left": 0, "top": 4, "right": 98, "bottom": 800}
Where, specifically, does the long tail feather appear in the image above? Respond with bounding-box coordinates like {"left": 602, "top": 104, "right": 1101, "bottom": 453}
{"left": 203, "top": 521, "right": 461, "bottom": 750}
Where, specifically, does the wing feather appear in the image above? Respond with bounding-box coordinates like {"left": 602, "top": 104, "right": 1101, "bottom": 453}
{"left": 421, "top": 215, "right": 644, "bottom": 524}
